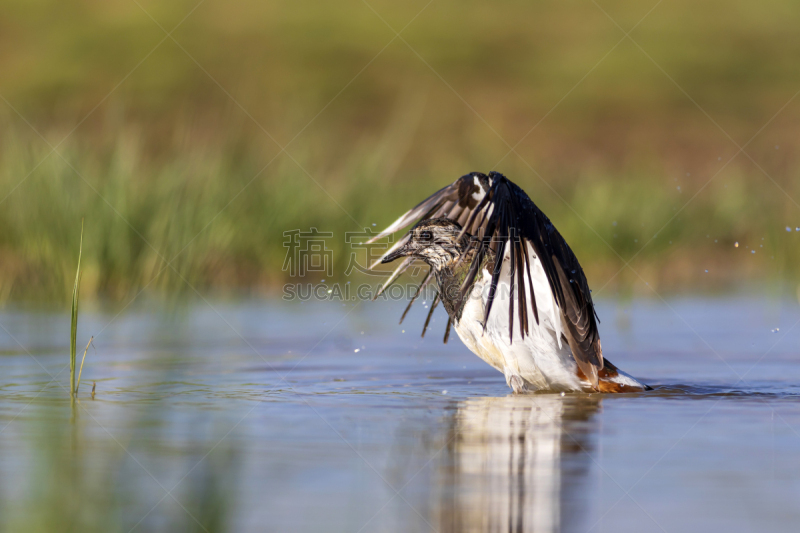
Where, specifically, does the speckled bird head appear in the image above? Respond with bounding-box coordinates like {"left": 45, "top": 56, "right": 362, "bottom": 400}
{"left": 381, "top": 218, "right": 468, "bottom": 270}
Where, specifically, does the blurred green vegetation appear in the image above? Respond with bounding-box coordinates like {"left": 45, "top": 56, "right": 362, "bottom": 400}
{"left": 1, "top": 0, "right": 800, "bottom": 302}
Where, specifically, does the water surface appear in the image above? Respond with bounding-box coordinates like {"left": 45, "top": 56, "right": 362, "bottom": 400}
{"left": 0, "top": 295, "right": 799, "bottom": 532}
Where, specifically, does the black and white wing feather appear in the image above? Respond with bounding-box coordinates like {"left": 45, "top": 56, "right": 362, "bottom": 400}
{"left": 369, "top": 171, "right": 604, "bottom": 386}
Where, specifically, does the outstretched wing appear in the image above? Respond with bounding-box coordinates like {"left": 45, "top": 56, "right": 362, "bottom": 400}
{"left": 369, "top": 171, "right": 603, "bottom": 386}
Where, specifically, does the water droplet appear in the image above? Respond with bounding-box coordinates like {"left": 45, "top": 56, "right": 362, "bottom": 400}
{"left": 677, "top": 186, "right": 682, "bottom": 192}
{"left": 571, "top": 270, "right": 576, "bottom": 274}
{"left": 401, "top": 329, "right": 405, "bottom": 333}
{"left": 704, "top": 270, "right": 708, "bottom": 273}
{"left": 612, "top": 221, "right": 618, "bottom": 226}
{"left": 442, "top": 390, "right": 448, "bottom": 395}
{"left": 321, "top": 279, "right": 325, "bottom": 282}
{"left": 354, "top": 348, "right": 360, "bottom": 353}
{"left": 372, "top": 223, "right": 376, "bottom": 226}
{"left": 787, "top": 227, "right": 792, "bottom": 232}
{"left": 560, "top": 392, "right": 566, "bottom": 397}
{"left": 751, "top": 250, "right": 756, "bottom": 254}
{"left": 735, "top": 242, "right": 739, "bottom": 247}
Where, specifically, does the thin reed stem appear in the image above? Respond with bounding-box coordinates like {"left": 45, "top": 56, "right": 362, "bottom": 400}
{"left": 70, "top": 219, "right": 84, "bottom": 398}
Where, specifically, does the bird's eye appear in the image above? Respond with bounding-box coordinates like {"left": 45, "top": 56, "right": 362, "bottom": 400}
{"left": 419, "top": 230, "right": 433, "bottom": 242}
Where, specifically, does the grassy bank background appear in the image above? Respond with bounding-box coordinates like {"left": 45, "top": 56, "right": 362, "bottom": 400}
{"left": 1, "top": 0, "right": 799, "bottom": 302}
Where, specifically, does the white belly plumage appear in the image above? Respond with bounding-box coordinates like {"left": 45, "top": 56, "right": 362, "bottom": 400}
{"left": 452, "top": 245, "right": 586, "bottom": 392}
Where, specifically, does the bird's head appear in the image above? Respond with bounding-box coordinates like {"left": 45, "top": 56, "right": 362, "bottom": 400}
{"left": 381, "top": 218, "right": 467, "bottom": 271}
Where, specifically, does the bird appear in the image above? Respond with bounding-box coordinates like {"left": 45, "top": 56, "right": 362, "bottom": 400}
{"left": 371, "top": 171, "right": 650, "bottom": 393}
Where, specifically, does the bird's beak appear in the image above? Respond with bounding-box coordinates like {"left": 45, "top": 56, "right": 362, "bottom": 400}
{"left": 381, "top": 242, "right": 412, "bottom": 264}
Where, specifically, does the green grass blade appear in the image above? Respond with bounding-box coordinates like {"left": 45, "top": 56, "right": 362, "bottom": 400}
{"left": 75, "top": 336, "right": 93, "bottom": 396}
{"left": 70, "top": 219, "right": 83, "bottom": 397}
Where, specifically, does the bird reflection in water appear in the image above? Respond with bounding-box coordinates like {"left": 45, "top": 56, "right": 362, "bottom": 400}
{"left": 436, "top": 394, "right": 601, "bottom": 533}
